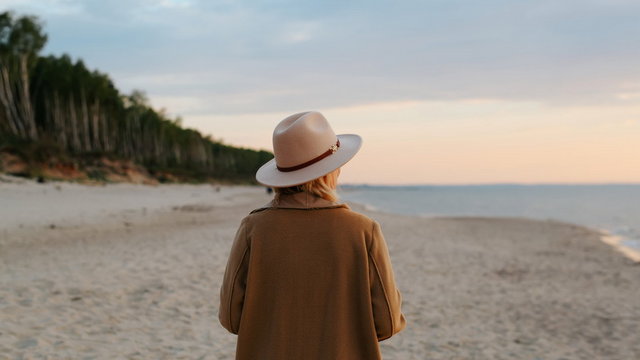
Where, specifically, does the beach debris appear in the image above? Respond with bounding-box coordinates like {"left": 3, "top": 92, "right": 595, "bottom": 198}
{"left": 513, "top": 337, "right": 536, "bottom": 345}
{"left": 494, "top": 264, "right": 529, "bottom": 281}
{"left": 173, "top": 204, "right": 214, "bottom": 212}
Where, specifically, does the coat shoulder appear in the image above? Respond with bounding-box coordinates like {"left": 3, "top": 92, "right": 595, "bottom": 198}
{"left": 335, "top": 207, "right": 378, "bottom": 227}
{"left": 244, "top": 205, "right": 377, "bottom": 228}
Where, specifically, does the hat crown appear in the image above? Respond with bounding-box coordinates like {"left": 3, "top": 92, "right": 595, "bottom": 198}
{"left": 273, "top": 111, "right": 338, "bottom": 168}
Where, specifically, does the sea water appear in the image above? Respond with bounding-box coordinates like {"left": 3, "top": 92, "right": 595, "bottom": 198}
{"left": 339, "top": 184, "right": 640, "bottom": 251}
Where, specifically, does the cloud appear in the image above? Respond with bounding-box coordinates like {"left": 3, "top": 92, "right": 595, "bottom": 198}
{"left": 4, "top": 0, "right": 640, "bottom": 115}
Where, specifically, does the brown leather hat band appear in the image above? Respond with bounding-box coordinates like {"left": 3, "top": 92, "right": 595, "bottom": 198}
{"left": 276, "top": 139, "right": 341, "bottom": 172}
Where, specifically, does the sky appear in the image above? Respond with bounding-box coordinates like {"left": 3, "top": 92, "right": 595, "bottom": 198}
{"left": 2, "top": 0, "right": 639, "bottom": 184}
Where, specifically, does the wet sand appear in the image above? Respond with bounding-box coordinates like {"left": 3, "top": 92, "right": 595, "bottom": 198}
{"left": 1, "top": 178, "right": 639, "bottom": 359}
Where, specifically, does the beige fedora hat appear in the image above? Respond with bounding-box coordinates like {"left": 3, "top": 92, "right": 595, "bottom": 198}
{"left": 256, "top": 111, "right": 362, "bottom": 187}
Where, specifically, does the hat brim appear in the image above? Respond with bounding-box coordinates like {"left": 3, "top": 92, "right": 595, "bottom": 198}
{"left": 256, "top": 134, "right": 362, "bottom": 187}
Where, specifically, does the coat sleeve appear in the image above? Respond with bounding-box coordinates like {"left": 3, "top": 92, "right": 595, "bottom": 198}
{"left": 368, "top": 220, "right": 406, "bottom": 341}
{"left": 219, "top": 217, "right": 251, "bottom": 334}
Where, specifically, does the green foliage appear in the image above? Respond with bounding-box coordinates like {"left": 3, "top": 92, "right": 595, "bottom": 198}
{"left": 1, "top": 11, "right": 47, "bottom": 59}
{"left": 5, "top": 13, "right": 47, "bottom": 59}
{"left": 0, "top": 10, "right": 272, "bottom": 183}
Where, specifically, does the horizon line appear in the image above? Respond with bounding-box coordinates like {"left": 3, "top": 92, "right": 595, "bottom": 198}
{"left": 339, "top": 182, "right": 640, "bottom": 187}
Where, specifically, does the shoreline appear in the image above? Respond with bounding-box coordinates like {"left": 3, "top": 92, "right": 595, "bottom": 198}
{"left": 599, "top": 232, "right": 640, "bottom": 263}
{"left": 348, "top": 201, "right": 640, "bottom": 264}
{"left": 2, "top": 175, "right": 638, "bottom": 264}
{"left": 2, "top": 176, "right": 638, "bottom": 263}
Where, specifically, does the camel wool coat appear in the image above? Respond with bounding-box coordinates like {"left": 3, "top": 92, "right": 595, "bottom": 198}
{"left": 219, "top": 192, "right": 406, "bottom": 360}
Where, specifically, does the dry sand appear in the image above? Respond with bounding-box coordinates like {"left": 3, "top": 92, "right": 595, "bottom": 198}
{"left": 1, "top": 177, "right": 639, "bottom": 359}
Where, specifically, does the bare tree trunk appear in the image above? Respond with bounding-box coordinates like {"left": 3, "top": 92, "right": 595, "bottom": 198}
{"left": 0, "top": 100, "right": 7, "bottom": 135}
{"left": 0, "top": 72, "right": 19, "bottom": 136}
{"left": 69, "top": 96, "right": 80, "bottom": 152}
{"left": 19, "top": 55, "right": 37, "bottom": 140}
{"left": 123, "top": 118, "right": 129, "bottom": 158}
{"left": 129, "top": 115, "right": 138, "bottom": 160}
{"left": 158, "top": 127, "right": 165, "bottom": 166}
{"left": 174, "top": 144, "right": 181, "bottom": 165}
{"left": 154, "top": 128, "right": 161, "bottom": 160}
{"left": 92, "top": 98, "right": 100, "bottom": 151}
{"left": 80, "top": 88, "right": 91, "bottom": 151}
{"left": 43, "top": 95, "right": 51, "bottom": 136}
{"left": 0, "top": 66, "right": 24, "bottom": 137}
{"left": 53, "top": 92, "right": 67, "bottom": 149}
{"left": 101, "top": 112, "right": 109, "bottom": 152}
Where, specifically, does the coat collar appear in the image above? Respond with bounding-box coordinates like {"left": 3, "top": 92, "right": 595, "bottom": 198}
{"left": 251, "top": 191, "right": 349, "bottom": 214}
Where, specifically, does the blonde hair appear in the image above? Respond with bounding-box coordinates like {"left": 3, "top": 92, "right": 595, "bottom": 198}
{"left": 274, "top": 168, "right": 340, "bottom": 202}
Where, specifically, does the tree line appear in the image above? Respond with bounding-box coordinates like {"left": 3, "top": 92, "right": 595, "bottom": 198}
{"left": 0, "top": 11, "right": 272, "bottom": 182}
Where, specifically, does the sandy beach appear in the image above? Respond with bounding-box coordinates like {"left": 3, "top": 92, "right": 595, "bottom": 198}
{"left": 1, "top": 177, "right": 639, "bottom": 359}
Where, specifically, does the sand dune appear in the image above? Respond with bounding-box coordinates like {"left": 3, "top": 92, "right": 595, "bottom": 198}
{"left": 1, "top": 179, "right": 639, "bottom": 359}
